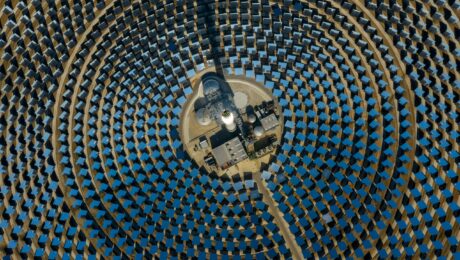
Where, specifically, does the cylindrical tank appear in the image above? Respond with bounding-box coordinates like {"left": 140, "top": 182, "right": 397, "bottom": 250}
{"left": 248, "top": 114, "right": 257, "bottom": 123}
{"left": 254, "top": 126, "right": 264, "bottom": 137}
{"left": 221, "top": 110, "right": 236, "bottom": 132}
{"left": 203, "top": 78, "right": 220, "bottom": 96}
{"left": 196, "top": 108, "right": 211, "bottom": 126}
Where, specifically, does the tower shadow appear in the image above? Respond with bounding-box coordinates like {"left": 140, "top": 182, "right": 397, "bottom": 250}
{"left": 200, "top": 0, "right": 225, "bottom": 77}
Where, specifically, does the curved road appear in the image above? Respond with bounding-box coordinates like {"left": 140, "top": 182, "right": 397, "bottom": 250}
{"left": 253, "top": 170, "right": 303, "bottom": 260}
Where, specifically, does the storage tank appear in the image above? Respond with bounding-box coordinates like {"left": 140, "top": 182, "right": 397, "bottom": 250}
{"left": 196, "top": 108, "right": 211, "bottom": 126}
{"left": 248, "top": 114, "right": 257, "bottom": 123}
{"left": 254, "top": 126, "right": 264, "bottom": 137}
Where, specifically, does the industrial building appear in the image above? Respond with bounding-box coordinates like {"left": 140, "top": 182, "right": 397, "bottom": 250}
{"left": 212, "top": 136, "right": 248, "bottom": 169}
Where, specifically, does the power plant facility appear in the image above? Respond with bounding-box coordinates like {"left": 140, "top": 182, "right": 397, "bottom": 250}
{"left": 185, "top": 74, "right": 282, "bottom": 172}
